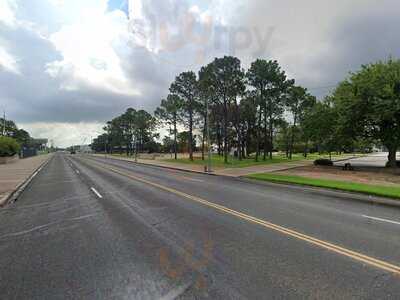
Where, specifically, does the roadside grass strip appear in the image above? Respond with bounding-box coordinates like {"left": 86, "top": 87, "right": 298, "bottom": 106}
{"left": 246, "top": 173, "right": 400, "bottom": 200}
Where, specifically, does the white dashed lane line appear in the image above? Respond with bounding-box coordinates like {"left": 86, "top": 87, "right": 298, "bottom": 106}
{"left": 362, "top": 215, "right": 400, "bottom": 226}
{"left": 90, "top": 187, "right": 103, "bottom": 199}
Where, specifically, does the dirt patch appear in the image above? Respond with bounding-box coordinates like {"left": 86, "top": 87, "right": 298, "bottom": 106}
{"left": 278, "top": 165, "right": 400, "bottom": 187}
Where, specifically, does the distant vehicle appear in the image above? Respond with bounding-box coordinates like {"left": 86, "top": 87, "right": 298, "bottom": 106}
{"left": 70, "top": 150, "right": 76, "bottom": 155}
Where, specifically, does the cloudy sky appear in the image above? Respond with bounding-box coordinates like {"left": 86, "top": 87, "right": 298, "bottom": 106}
{"left": 0, "top": 0, "right": 399, "bottom": 147}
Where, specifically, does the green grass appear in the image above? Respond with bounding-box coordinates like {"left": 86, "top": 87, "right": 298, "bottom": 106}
{"left": 246, "top": 173, "right": 400, "bottom": 199}
{"left": 166, "top": 154, "right": 297, "bottom": 168}
{"left": 164, "top": 153, "right": 362, "bottom": 169}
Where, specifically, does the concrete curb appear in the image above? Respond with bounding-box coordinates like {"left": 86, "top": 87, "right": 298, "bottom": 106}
{"left": 238, "top": 177, "right": 400, "bottom": 209}
{"left": 0, "top": 155, "right": 54, "bottom": 208}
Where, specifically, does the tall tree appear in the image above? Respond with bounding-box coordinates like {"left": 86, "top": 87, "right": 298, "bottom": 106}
{"left": 170, "top": 71, "right": 199, "bottom": 161}
{"left": 240, "top": 92, "right": 258, "bottom": 158}
{"left": 198, "top": 64, "right": 219, "bottom": 160}
{"left": 155, "top": 94, "right": 182, "bottom": 159}
{"left": 121, "top": 108, "right": 137, "bottom": 156}
{"left": 247, "top": 59, "right": 292, "bottom": 160}
{"left": 0, "top": 118, "right": 19, "bottom": 137}
{"left": 14, "top": 129, "right": 31, "bottom": 147}
{"left": 205, "top": 56, "right": 245, "bottom": 163}
{"left": 109, "top": 116, "right": 125, "bottom": 154}
{"left": 333, "top": 59, "right": 400, "bottom": 167}
{"left": 135, "top": 110, "right": 157, "bottom": 153}
{"left": 285, "top": 85, "right": 316, "bottom": 159}
{"left": 302, "top": 98, "right": 339, "bottom": 159}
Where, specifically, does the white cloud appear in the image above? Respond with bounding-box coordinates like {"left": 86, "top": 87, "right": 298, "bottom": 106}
{"left": 47, "top": 5, "right": 137, "bottom": 96}
{"left": 2, "top": 0, "right": 400, "bottom": 147}
{"left": 0, "top": 45, "right": 19, "bottom": 74}
{"left": 0, "top": 0, "right": 17, "bottom": 26}
{"left": 20, "top": 122, "right": 105, "bottom": 148}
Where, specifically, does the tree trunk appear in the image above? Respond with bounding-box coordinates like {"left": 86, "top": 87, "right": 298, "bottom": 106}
{"left": 202, "top": 122, "right": 206, "bottom": 161}
{"left": 233, "top": 99, "right": 242, "bottom": 161}
{"left": 269, "top": 115, "right": 273, "bottom": 160}
{"left": 174, "top": 119, "right": 177, "bottom": 160}
{"left": 223, "top": 97, "right": 228, "bottom": 164}
{"left": 289, "top": 116, "right": 297, "bottom": 160}
{"left": 216, "top": 122, "right": 222, "bottom": 156}
{"left": 263, "top": 104, "right": 267, "bottom": 161}
{"left": 387, "top": 146, "right": 398, "bottom": 168}
{"left": 303, "top": 140, "right": 309, "bottom": 158}
{"left": 286, "top": 139, "right": 289, "bottom": 158}
{"left": 256, "top": 109, "right": 262, "bottom": 162}
{"left": 238, "top": 132, "right": 242, "bottom": 160}
{"left": 245, "top": 131, "right": 251, "bottom": 158}
{"left": 241, "top": 135, "right": 246, "bottom": 158}
{"left": 189, "top": 108, "right": 193, "bottom": 161}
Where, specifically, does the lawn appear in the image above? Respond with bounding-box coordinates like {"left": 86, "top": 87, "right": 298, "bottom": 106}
{"left": 246, "top": 173, "right": 400, "bottom": 199}
{"left": 164, "top": 153, "right": 362, "bottom": 169}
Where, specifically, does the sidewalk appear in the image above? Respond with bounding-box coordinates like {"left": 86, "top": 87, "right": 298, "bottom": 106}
{"left": 0, "top": 154, "right": 52, "bottom": 206}
{"left": 93, "top": 154, "right": 313, "bottom": 177}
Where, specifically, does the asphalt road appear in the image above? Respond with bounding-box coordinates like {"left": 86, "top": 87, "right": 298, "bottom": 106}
{"left": 1, "top": 152, "right": 400, "bottom": 299}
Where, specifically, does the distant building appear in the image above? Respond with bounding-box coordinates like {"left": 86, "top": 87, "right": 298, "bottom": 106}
{"left": 31, "top": 138, "right": 48, "bottom": 150}
{"left": 79, "top": 145, "right": 93, "bottom": 153}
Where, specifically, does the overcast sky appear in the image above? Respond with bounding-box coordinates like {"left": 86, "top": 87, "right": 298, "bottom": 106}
{"left": 0, "top": 0, "right": 399, "bottom": 147}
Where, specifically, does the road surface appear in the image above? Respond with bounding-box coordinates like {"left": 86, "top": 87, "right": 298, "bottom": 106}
{"left": 1, "top": 152, "right": 400, "bottom": 299}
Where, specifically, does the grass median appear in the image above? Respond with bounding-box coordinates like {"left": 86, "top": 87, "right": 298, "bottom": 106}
{"left": 246, "top": 173, "right": 400, "bottom": 200}
{"left": 164, "top": 153, "right": 363, "bottom": 169}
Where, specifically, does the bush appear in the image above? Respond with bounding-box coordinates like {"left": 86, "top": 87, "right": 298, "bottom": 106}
{"left": 0, "top": 136, "right": 21, "bottom": 157}
{"left": 314, "top": 158, "right": 333, "bottom": 166}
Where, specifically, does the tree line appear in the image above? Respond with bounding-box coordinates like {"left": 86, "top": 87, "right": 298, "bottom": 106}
{"left": 1, "top": 118, "right": 36, "bottom": 147}
{"left": 0, "top": 118, "right": 50, "bottom": 157}
{"left": 92, "top": 57, "right": 400, "bottom": 167}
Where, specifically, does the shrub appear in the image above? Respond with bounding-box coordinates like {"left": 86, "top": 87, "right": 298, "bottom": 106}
{"left": 314, "top": 158, "right": 333, "bottom": 166}
{"left": 0, "top": 136, "right": 21, "bottom": 157}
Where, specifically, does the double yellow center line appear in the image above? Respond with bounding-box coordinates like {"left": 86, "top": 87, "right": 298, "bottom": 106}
{"left": 87, "top": 158, "right": 400, "bottom": 275}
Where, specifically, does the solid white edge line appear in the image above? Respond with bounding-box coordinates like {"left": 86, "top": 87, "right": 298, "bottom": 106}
{"left": 91, "top": 187, "right": 103, "bottom": 199}
{"left": 362, "top": 215, "right": 400, "bottom": 226}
